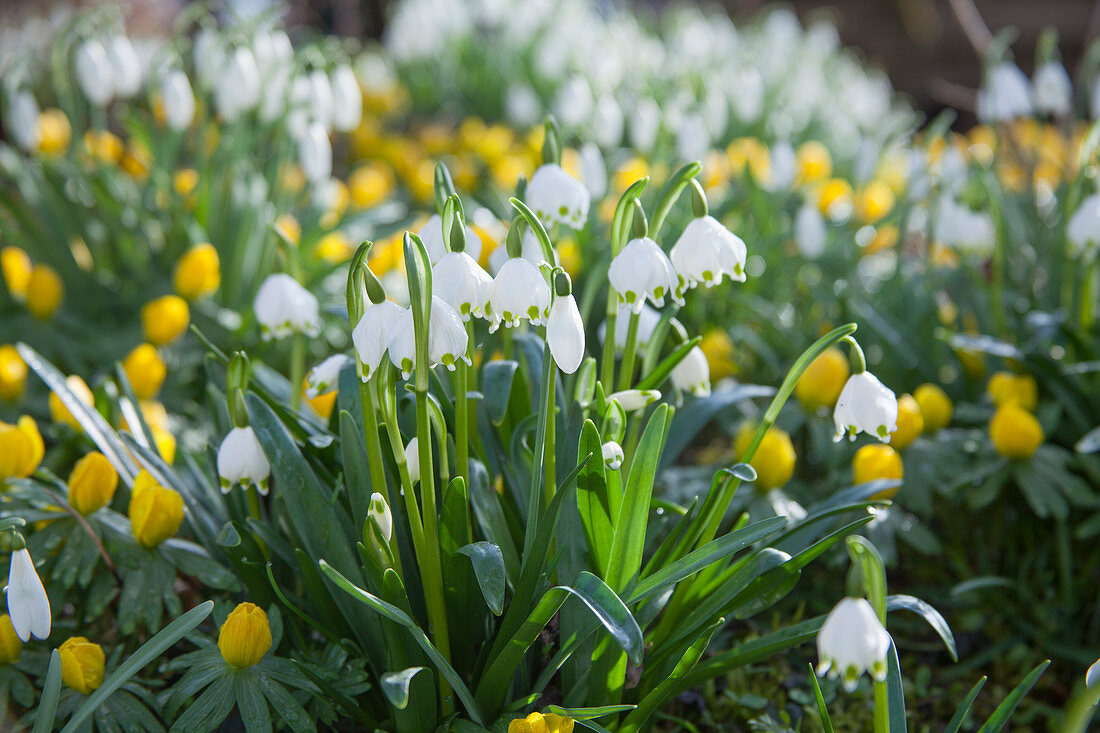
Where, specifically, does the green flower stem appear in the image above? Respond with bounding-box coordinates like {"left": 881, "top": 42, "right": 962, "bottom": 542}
{"left": 288, "top": 333, "right": 304, "bottom": 411}
{"left": 455, "top": 322, "right": 474, "bottom": 489}
{"left": 1062, "top": 683, "right": 1100, "bottom": 732}
{"left": 873, "top": 682, "right": 889, "bottom": 733}
{"left": 847, "top": 536, "right": 889, "bottom": 733}
{"left": 544, "top": 358, "right": 557, "bottom": 509}
{"left": 616, "top": 311, "right": 641, "bottom": 391}
{"left": 1078, "top": 260, "right": 1096, "bottom": 331}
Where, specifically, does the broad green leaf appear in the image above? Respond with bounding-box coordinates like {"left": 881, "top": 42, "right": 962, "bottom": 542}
{"left": 339, "top": 410, "right": 373, "bottom": 526}
{"left": 576, "top": 420, "right": 614, "bottom": 577}
{"left": 886, "top": 639, "right": 908, "bottom": 733}
{"left": 455, "top": 542, "right": 506, "bottom": 615}
{"left": 886, "top": 594, "right": 957, "bottom": 662}
{"left": 381, "top": 667, "right": 428, "bottom": 710}
{"left": 679, "top": 616, "right": 824, "bottom": 691}
{"left": 633, "top": 336, "right": 702, "bottom": 392}
{"left": 546, "top": 704, "right": 637, "bottom": 719}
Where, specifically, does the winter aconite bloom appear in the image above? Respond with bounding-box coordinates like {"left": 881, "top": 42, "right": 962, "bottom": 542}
{"left": 217, "top": 427, "right": 271, "bottom": 494}
{"left": 986, "top": 372, "right": 1037, "bottom": 412}
{"left": 68, "top": 452, "right": 119, "bottom": 515}
{"left": 0, "top": 345, "right": 26, "bottom": 402}
{"left": 25, "top": 265, "right": 63, "bottom": 320}
{"left": 7, "top": 548, "right": 50, "bottom": 642}
{"left": 353, "top": 300, "right": 405, "bottom": 380}
{"left": 174, "top": 244, "right": 221, "bottom": 300}
{"left": 546, "top": 293, "right": 585, "bottom": 374}
{"left": 0, "top": 416, "right": 44, "bottom": 481}
{"left": 508, "top": 712, "right": 575, "bottom": 733}
{"left": 834, "top": 372, "right": 898, "bottom": 442}
{"left": 525, "top": 163, "right": 591, "bottom": 230}
{"left": 795, "top": 348, "right": 849, "bottom": 412}
{"left": 219, "top": 602, "right": 272, "bottom": 668}
{"left": 141, "top": 295, "right": 190, "bottom": 346}
{"left": 736, "top": 423, "right": 796, "bottom": 491}
{"left": 889, "top": 395, "right": 924, "bottom": 451}
{"left": 387, "top": 298, "right": 470, "bottom": 378}
{"left": 59, "top": 637, "right": 105, "bottom": 694}
{"left": 669, "top": 216, "right": 747, "bottom": 292}
{"left": 0, "top": 615, "right": 22, "bottom": 664}
{"left": 852, "top": 444, "right": 903, "bottom": 496}
{"left": 608, "top": 237, "right": 681, "bottom": 313}
{"left": 816, "top": 597, "right": 891, "bottom": 692}
{"left": 989, "top": 405, "right": 1043, "bottom": 460}
{"left": 128, "top": 470, "right": 184, "bottom": 548}
{"left": 122, "top": 344, "right": 166, "bottom": 400}
{"left": 254, "top": 274, "right": 321, "bottom": 340}
{"left": 1, "top": 247, "right": 32, "bottom": 300}
{"left": 433, "top": 251, "right": 492, "bottom": 319}
{"left": 49, "top": 375, "right": 93, "bottom": 430}
{"left": 671, "top": 346, "right": 711, "bottom": 397}
{"left": 306, "top": 355, "right": 350, "bottom": 399}
{"left": 913, "top": 383, "right": 952, "bottom": 433}
{"left": 485, "top": 258, "right": 551, "bottom": 331}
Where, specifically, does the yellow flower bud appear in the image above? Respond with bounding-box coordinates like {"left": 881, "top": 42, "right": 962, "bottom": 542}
{"left": 987, "top": 371, "right": 1038, "bottom": 411}
{"left": 0, "top": 416, "right": 44, "bottom": 480}
{"left": 816, "top": 178, "right": 853, "bottom": 220}
{"left": 315, "top": 231, "right": 354, "bottom": 264}
{"left": 36, "top": 108, "right": 72, "bottom": 156}
{"left": 1, "top": 247, "right": 32, "bottom": 300}
{"left": 852, "top": 444, "right": 903, "bottom": 498}
{"left": 59, "top": 637, "right": 105, "bottom": 695}
{"left": 795, "top": 348, "right": 850, "bottom": 412}
{"left": 862, "top": 225, "right": 899, "bottom": 255}
{"left": 0, "top": 615, "right": 23, "bottom": 664}
{"left": 913, "top": 383, "right": 952, "bottom": 433}
{"left": 275, "top": 214, "right": 301, "bottom": 247}
{"left": 0, "top": 345, "right": 27, "bottom": 402}
{"left": 699, "top": 329, "right": 737, "bottom": 382}
{"left": 122, "top": 344, "right": 167, "bottom": 399}
{"left": 544, "top": 713, "right": 575, "bottom": 733}
{"left": 348, "top": 163, "right": 395, "bottom": 208}
{"left": 152, "top": 426, "right": 177, "bottom": 465}
{"left": 141, "top": 295, "right": 190, "bottom": 346}
{"left": 174, "top": 168, "right": 199, "bottom": 199}
{"left": 989, "top": 405, "right": 1043, "bottom": 461}
{"left": 557, "top": 238, "right": 581, "bottom": 279}
{"left": 173, "top": 243, "right": 221, "bottom": 300}
{"left": 856, "top": 180, "right": 896, "bottom": 223}
{"left": 128, "top": 470, "right": 184, "bottom": 548}
{"left": 83, "top": 129, "right": 123, "bottom": 164}
{"left": 735, "top": 424, "right": 796, "bottom": 491}
{"left": 218, "top": 602, "right": 272, "bottom": 668}
{"left": 614, "top": 157, "right": 650, "bottom": 193}
{"left": 50, "top": 374, "right": 94, "bottom": 430}
{"left": 796, "top": 141, "right": 832, "bottom": 184}
{"left": 68, "top": 452, "right": 119, "bottom": 515}
{"left": 509, "top": 713, "right": 550, "bottom": 733}
{"left": 889, "top": 395, "right": 924, "bottom": 451}
{"left": 25, "top": 265, "right": 64, "bottom": 320}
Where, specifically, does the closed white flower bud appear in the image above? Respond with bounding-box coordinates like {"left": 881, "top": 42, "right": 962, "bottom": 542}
{"left": 934, "top": 196, "right": 995, "bottom": 257}
{"left": 405, "top": 437, "right": 420, "bottom": 485}
{"left": 795, "top": 203, "right": 827, "bottom": 259}
{"left": 254, "top": 273, "right": 321, "bottom": 340}
{"left": 599, "top": 303, "right": 661, "bottom": 355}
{"left": 368, "top": 492, "right": 392, "bottom": 542}
{"left": 547, "top": 294, "right": 585, "bottom": 374}
{"left": 107, "top": 35, "right": 143, "bottom": 98}
{"left": 608, "top": 389, "right": 661, "bottom": 412}
{"left": 816, "top": 597, "right": 891, "bottom": 692}
{"left": 608, "top": 237, "right": 681, "bottom": 313}
{"left": 671, "top": 346, "right": 710, "bottom": 397}
{"left": 307, "top": 355, "right": 350, "bottom": 398}
{"left": 7, "top": 548, "right": 50, "bottom": 642}
{"left": 298, "top": 122, "right": 332, "bottom": 184}
{"left": 417, "top": 214, "right": 481, "bottom": 264}
{"left": 601, "top": 441, "right": 624, "bottom": 471}
{"left": 485, "top": 258, "right": 551, "bottom": 332}
{"left": 353, "top": 299, "right": 405, "bottom": 381}
{"left": 526, "top": 164, "right": 591, "bottom": 231}
{"left": 769, "top": 141, "right": 797, "bottom": 191}
{"left": 7, "top": 90, "right": 41, "bottom": 151}
{"left": 433, "top": 251, "right": 492, "bottom": 320}
{"left": 216, "top": 47, "right": 261, "bottom": 121}
{"left": 161, "top": 70, "right": 195, "bottom": 132}
{"left": 75, "top": 39, "right": 115, "bottom": 107}
{"left": 330, "top": 64, "right": 362, "bottom": 132}
{"left": 670, "top": 216, "right": 747, "bottom": 292}
{"left": 833, "top": 371, "right": 898, "bottom": 442}
{"left": 1032, "top": 61, "right": 1072, "bottom": 117}
{"left": 252, "top": 29, "right": 292, "bottom": 79}
{"left": 217, "top": 426, "right": 271, "bottom": 494}
{"left": 193, "top": 27, "right": 225, "bottom": 89}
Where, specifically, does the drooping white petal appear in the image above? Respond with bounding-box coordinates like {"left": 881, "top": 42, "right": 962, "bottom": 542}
{"left": 608, "top": 237, "right": 680, "bottom": 313}
{"left": 417, "top": 215, "right": 482, "bottom": 264}
{"left": 525, "top": 164, "right": 591, "bottom": 231}
{"left": 330, "top": 64, "right": 363, "bottom": 132}
{"left": 254, "top": 274, "right": 321, "bottom": 340}
{"left": 427, "top": 296, "right": 470, "bottom": 371}
{"left": 307, "top": 355, "right": 350, "bottom": 398}
{"left": 485, "top": 258, "right": 551, "bottom": 331}
{"left": 608, "top": 389, "right": 661, "bottom": 412}
{"left": 816, "top": 597, "right": 891, "bottom": 692}
{"left": 669, "top": 216, "right": 747, "bottom": 291}
{"left": 107, "top": 35, "right": 143, "bottom": 98}
{"left": 833, "top": 372, "right": 898, "bottom": 442}
{"left": 353, "top": 300, "right": 405, "bottom": 380}
{"left": 405, "top": 437, "right": 420, "bottom": 485}
{"left": 75, "top": 39, "right": 115, "bottom": 107}
{"left": 7, "top": 548, "right": 51, "bottom": 642}
{"left": 1032, "top": 61, "right": 1072, "bottom": 117}
{"left": 671, "top": 346, "right": 710, "bottom": 397}
{"left": 217, "top": 426, "right": 271, "bottom": 494}
{"left": 160, "top": 70, "right": 195, "bottom": 132}
{"left": 433, "top": 251, "right": 493, "bottom": 320}
{"left": 547, "top": 294, "right": 585, "bottom": 374}
{"left": 307, "top": 69, "right": 335, "bottom": 132}
{"left": 368, "top": 492, "right": 392, "bottom": 542}
{"left": 601, "top": 441, "right": 624, "bottom": 470}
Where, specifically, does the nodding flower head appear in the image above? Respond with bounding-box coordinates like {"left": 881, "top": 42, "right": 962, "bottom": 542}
{"left": 608, "top": 237, "right": 682, "bottom": 313}
{"left": 253, "top": 274, "right": 321, "bottom": 341}
{"left": 217, "top": 426, "right": 271, "bottom": 494}
{"left": 833, "top": 371, "right": 898, "bottom": 443}
{"left": 386, "top": 298, "right": 470, "bottom": 379}
{"left": 484, "top": 258, "right": 551, "bottom": 332}
{"left": 306, "top": 355, "right": 350, "bottom": 398}
{"left": 417, "top": 215, "right": 481, "bottom": 264}
{"left": 352, "top": 300, "right": 405, "bottom": 381}
{"left": 671, "top": 345, "right": 711, "bottom": 397}
{"left": 816, "top": 597, "right": 891, "bottom": 692}
{"left": 669, "top": 215, "right": 747, "bottom": 292}
{"left": 433, "top": 251, "right": 492, "bottom": 321}
{"left": 546, "top": 293, "right": 585, "bottom": 374}
{"left": 525, "top": 163, "right": 591, "bottom": 230}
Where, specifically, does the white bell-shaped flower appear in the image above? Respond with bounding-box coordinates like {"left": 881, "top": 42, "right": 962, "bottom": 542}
{"left": 599, "top": 303, "right": 661, "bottom": 355}
{"left": 330, "top": 64, "right": 363, "bottom": 132}
{"left": 352, "top": 299, "right": 405, "bottom": 380}
{"left": 252, "top": 29, "right": 292, "bottom": 79}
{"left": 608, "top": 237, "right": 681, "bottom": 313}
{"left": 258, "top": 64, "right": 292, "bottom": 124}
{"left": 795, "top": 203, "right": 827, "bottom": 259}
{"left": 671, "top": 346, "right": 710, "bottom": 397}
{"left": 934, "top": 196, "right": 995, "bottom": 257}
{"left": 670, "top": 216, "right": 747, "bottom": 292}
{"left": 417, "top": 215, "right": 481, "bottom": 264}
{"left": 433, "top": 251, "right": 492, "bottom": 320}
{"left": 307, "top": 69, "right": 335, "bottom": 132}
{"left": 1032, "top": 61, "right": 1072, "bottom": 117}
{"left": 833, "top": 371, "right": 898, "bottom": 442}
{"left": 1087, "top": 658, "right": 1100, "bottom": 688}
{"left": 192, "top": 27, "right": 225, "bottom": 89}
{"left": 816, "top": 597, "right": 891, "bottom": 692}
{"left": 1066, "top": 194, "right": 1100, "bottom": 257}
{"left": 107, "top": 35, "right": 143, "bottom": 98}
{"left": 488, "top": 230, "right": 556, "bottom": 274}
{"left": 386, "top": 298, "right": 470, "bottom": 378}
{"left": 485, "top": 258, "right": 551, "bottom": 332}
{"left": 405, "top": 437, "right": 420, "bottom": 485}
{"left": 160, "top": 70, "right": 195, "bottom": 132}
{"left": 368, "top": 492, "right": 392, "bottom": 542}
{"left": 547, "top": 293, "right": 585, "bottom": 374}
{"left": 298, "top": 122, "right": 333, "bottom": 184}
{"left": 7, "top": 548, "right": 50, "bottom": 642}
{"left": 602, "top": 441, "right": 624, "bottom": 471}
{"left": 215, "top": 46, "right": 261, "bottom": 122}
{"left": 608, "top": 389, "right": 661, "bottom": 412}
{"left": 525, "top": 164, "right": 591, "bottom": 230}
{"left": 7, "top": 90, "right": 41, "bottom": 151}
{"left": 217, "top": 426, "right": 271, "bottom": 494}
{"left": 978, "top": 62, "right": 1033, "bottom": 123}
{"left": 254, "top": 273, "right": 321, "bottom": 340}
{"left": 75, "top": 39, "right": 115, "bottom": 107}
{"left": 307, "top": 355, "right": 350, "bottom": 398}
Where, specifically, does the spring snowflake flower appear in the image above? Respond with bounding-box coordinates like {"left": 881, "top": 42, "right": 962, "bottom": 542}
{"left": 387, "top": 298, "right": 470, "bottom": 378}
{"left": 489, "top": 231, "right": 557, "bottom": 274}
{"left": 795, "top": 203, "right": 827, "bottom": 259}
{"left": 669, "top": 216, "right": 747, "bottom": 291}
{"left": 107, "top": 35, "right": 142, "bottom": 98}
{"left": 1031, "top": 60, "right": 1072, "bottom": 117}
{"left": 368, "top": 492, "right": 392, "bottom": 542}
{"left": 1087, "top": 658, "right": 1100, "bottom": 688}
{"left": 306, "top": 355, "right": 350, "bottom": 398}
{"left": 608, "top": 237, "right": 681, "bottom": 313}
{"left": 433, "top": 251, "right": 492, "bottom": 320}
{"left": 330, "top": 64, "right": 363, "bottom": 132}
{"left": 254, "top": 274, "right": 321, "bottom": 340}
{"left": 977, "top": 62, "right": 1032, "bottom": 123}
{"left": 525, "top": 164, "right": 591, "bottom": 230}
{"left": 298, "top": 122, "right": 333, "bottom": 184}
{"left": 671, "top": 345, "right": 711, "bottom": 397}
{"left": 5, "top": 90, "right": 40, "bottom": 151}
{"left": 215, "top": 46, "right": 261, "bottom": 122}
{"left": 834, "top": 371, "right": 898, "bottom": 442}
{"left": 485, "top": 258, "right": 551, "bottom": 331}
{"left": 405, "top": 437, "right": 420, "bottom": 485}
{"left": 601, "top": 441, "right": 624, "bottom": 471}
{"left": 816, "top": 597, "right": 891, "bottom": 692}
{"left": 75, "top": 39, "right": 115, "bottom": 107}
{"left": 352, "top": 300, "right": 405, "bottom": 380}
{"left": 7, "top": 548, "right": 50, "bottom": 642}
{"left": 160, "top": 70, "right": 195, "bottom": 132}
{"left": 418, "top": 215, "right": 481, "bottom": 264}
{"left": 934, "top": 196, "right": 995, "bottom": 257}
{"left": 217, "top": 426, "right": 270, "bottom": 494}
{"left": 608, "top": 389, "right": 661, "bottom": 412}
{"left": 547, "top": 293, "right": 585, "bottom": 374}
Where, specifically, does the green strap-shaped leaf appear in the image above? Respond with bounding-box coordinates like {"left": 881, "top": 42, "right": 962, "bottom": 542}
{"left": 678, "top": 616, "right": 824, "bottom": 692}
{"left": 455, "top": 542, "right": 506, "bottom": 615}
{"left": 634, "top": 336, "right": 702, "bottom": 392}
{"left": 945, "top": 677, "right": 987, "bottom": 733}
{"left": 886, "top": 594, "right": 957, "bottom": 662}
{"left": 546, "top": 704, "right": 636, "bottom": 720}
{"left": 808, "top": 663, "right": 835, "bottom": 733}
{"left": 381, "top": 667, "right": 428, "bottom": 710}
{"left": 32, "top": 650, "right": 62, "bottom": 733}
{"left": 976, "top": 661, "right": 1050, "bottom": 733}
{"left": 886, "top": 639, "right": 908, "bottom": 733}
{"left": 576, "top": 420, "right": 614, "bottom": 577}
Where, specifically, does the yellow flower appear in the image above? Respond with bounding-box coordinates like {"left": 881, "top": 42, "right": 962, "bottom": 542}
{"left": 275, "top": 214, "right": 301, "bottom": 247}
{"left": 0, "top": 416, "right": 44, "bottom": 480}
{"left": 319, "top": 179, "right": 350, "bottom": 229}
{"left": 889, "top": 395, "right": 923, "bottom": 451}
{"left": 303, "top": 378, "right": 337, "bottom": 420}
{"left": 613, "top": 157, "right": 650, "bottom": 193}
{"left": 796, "top": 141, "right": 832, "bottom": 184}
{"left": 862, "top": 225, "right": 899, "bottom": 255}
{"left": 852, "top": 444, "right": 903, "bottom": 498}
{"left": 315, "top": 231, "right": 354, "bottom": 264}
{"left": 913, "top": 384, "right": 952, "bottom": 433}
{"left": 557, "top": 238, "right": 581, "bottom": 278}
{"left": 406, "top": 158, "right": 436, "bottom": 202}
{"left": 703, "top": 149, "right": 731, "bottom": 191}
{"left": 26, "top": 265, "right": 63, "bottom": 320}
{"left": 174, "top": 243, "right": 221, "bottom": 300}
{"left": 795, "top": 348, "right": 849, "bottom": 412}
{"left": 476, "top": 124, "right": 515, "bottom": 164}
{"left": 989, "top": 405, "right": 1043, "bottom": 460}
{"left": 986, "top": 371, "right": 1037, "bottom": 411}
{"left": 0, "top": 345, "right": 27, "bottom": 402}
{"left": 68, "top": 452, "right": 118, "bottom": 515}
{"left": 816, "top": 178, "right": 853, "bottom": 220}
{"left": 544, "top": 713, "right": 574, "bottom": 733}
{"left": 279, "top": 164, "right": 305, "bottom": 196}
{"left": 856, "top": 181, "right": 895, "bottom": 223}
{"left": 726, "top": 138, "right": 770, "bottom": 183}
{"left": 122, "top": 343, "right": 167, "bottom": 399}
{"left": 348, "top": 163, "right": 395, "bottom": 208}
{"left": 736, "top": 423, "right": 796, "bottom": 491}
{"left": 219, "top": 602, "right": 272, "bottom": 668}
{"left": 152, "top": 426, "right": 176, "bottom": 465}
{"left": 508, "top": 713, "right": 549, "bottom": 733}
{"left": 174, "top": 168, "right": 199, "bottom": 197}
{"left": 0, "top": 615, "right": 23, "bottom": 664}
{"left": 120, "top": 139, "right": 152, "bottom": 180}
{"left": 83, "top": 129, "right": 123, "bottom": 164}
{"left": 141, "top": 295, "right": 190, "bottom": 346}
{"left": 1, "top": 247, "right": 32, "bottom": 300}
{"left": 50, "top": 375, "right": 94, "bottom": 429}
{"left": 368, "top": 232, "right": 406, "bottom": 276}
{"left": 36, "top": 108, "right": 71, "bottom": 156}
{"left": 699, "top": 329, "right": 737, "bottom": 382}
{"left": 59, "top": 637, "right": 105, "bottom": 695}
{"left": 128, "top": 470, "right": 184, "bottom": 548}
{"left": 490, "top": 154, "right": 533, "bottom": 190}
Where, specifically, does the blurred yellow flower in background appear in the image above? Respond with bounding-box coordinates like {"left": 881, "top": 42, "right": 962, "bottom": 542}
{"left": 1, "top": 247, "right": 32, "bottom": 300}
{"left": 50, "top": 374, "right": 94, "bottom": 430}
{"left": 736, "top": 423, "right": 796, "bottom": 491}
{"left": 25, "top": 265, "right": 63, "bottom": 319}
{"left": 59, "top": 637, "right": 105, "bottom": 694}
{"left": 141, "top": 295, "right": 190, "bottom": 346}
{"left": 36, "top": 108, "right": 71, "bottom": 155}
{"left": 68, "top": 452, "right": 119, "bottom": 515}
{"left": 0, "top": 345, "right": 27, "bottom": 402}
{"left": 174, "top": 243, "right": 221, "bottom": 300}
{"left": 122, "top": 343, "right": 167, "bottom": 399}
